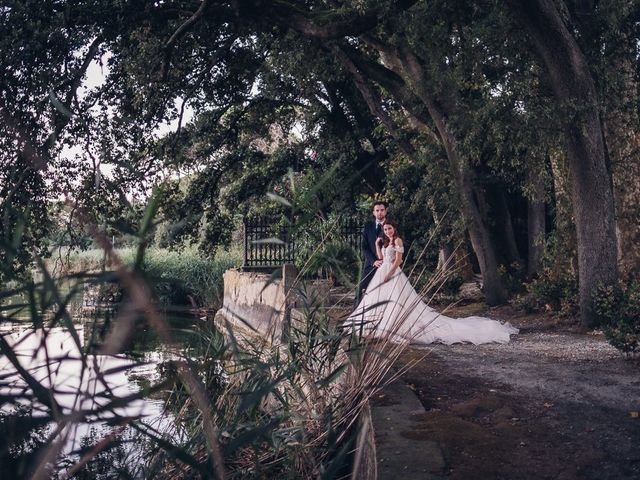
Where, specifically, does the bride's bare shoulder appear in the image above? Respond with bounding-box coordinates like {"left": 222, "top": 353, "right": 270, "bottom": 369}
{"left": 394, "top": 237, "right": 404, "bottom": 247}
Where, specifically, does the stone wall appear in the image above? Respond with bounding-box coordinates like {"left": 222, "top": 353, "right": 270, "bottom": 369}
{"left": 215, "top": 267, "right": 376, "bottom": 478}
{"left": 218, "top": 268, "right": 286, "bottom": 335}
{"left": 216, "top": 266, "right": 330, "bottom": 339}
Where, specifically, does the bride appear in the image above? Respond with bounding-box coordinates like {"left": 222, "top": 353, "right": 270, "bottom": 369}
{"left": 346, "top": 219, "right": 518, "bottom": 345}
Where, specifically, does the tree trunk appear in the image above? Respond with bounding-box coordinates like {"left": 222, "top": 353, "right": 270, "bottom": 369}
{"left": 600, "top": 31, "right": 640, "bottom": 277}
{"left": 429, "top": 115, "right": 508, "bottom": 305}
{"left": 459, "top": 175, "right": 508, "bottom": 305}
{"left": 527, "top": 165, "right": 545, "bottom": 278}
{"left": 399, "top": 51, "right": 507, "bottom": 305}
{"left": 548, "top": 150, "right": 579, "bottom": 273}
{"left": 494, "top": 189, "right": 522, "bottom": 265}
{"left": 437, "top": 242, "right": 455, "bottom": 272}
{"left": 507, "top": 0, "right": 619, "bottom": 326}
{"left": 428, "top": 202, "right": 457, "bottom": 275}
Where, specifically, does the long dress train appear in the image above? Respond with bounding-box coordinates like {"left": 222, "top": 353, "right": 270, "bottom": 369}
{"left": 345, "top": 244, "right": 518, "bottom": 345}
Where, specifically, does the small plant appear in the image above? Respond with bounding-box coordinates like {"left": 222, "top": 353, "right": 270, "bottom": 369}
{"left": 593, "top": 279, "right": 640, "bottom": 356}
{"left": 498, "top": 261, "right": 527, "bottom": 294}
{"left": 519, "top": 266, "right": 579, "bottom": 315}
{"left": 305, "top": 240, "right": 361, "bottom": 287}
{"left": 516, "top": 232, "right": 579, "bottom": 316}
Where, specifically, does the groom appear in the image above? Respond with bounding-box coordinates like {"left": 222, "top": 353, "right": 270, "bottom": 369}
{"left": 356, "top": 200, "right": 388, "bottom": 304}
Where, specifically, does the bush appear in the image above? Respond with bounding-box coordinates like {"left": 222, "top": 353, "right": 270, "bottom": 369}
{"left": 440, "top": 272, "right": 465, "bottom": 295}
{"left": 304, "top": 239, "right": 361, "bottom": 287}
{"left": 62, "top": 247, "right": 242, "bottom": 308}
{"left": 134, "top": 247, "right": 242, "bottom": 308}
{"left": 518, "top": 266, "right": 579, "bottom": 316}
{"left": 498, "top": 261, "right": 527, "bottom": 294}
{"left": 593, "top": 279, "right": 640, "bottom": 355}
{"left": 516, "top": 232, "right": 579, "bottom": 316}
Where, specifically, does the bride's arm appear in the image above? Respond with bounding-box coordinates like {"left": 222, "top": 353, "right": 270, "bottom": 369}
{"left": 384, "top": 238, "right": 404, "bottom": 282}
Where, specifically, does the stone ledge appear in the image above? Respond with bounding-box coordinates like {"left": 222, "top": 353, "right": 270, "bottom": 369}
{"left": 371, "top": 377, "right": 447, "bottom": 479}
{"left": 217, "top": 267, "right": 331, "bottom": 337}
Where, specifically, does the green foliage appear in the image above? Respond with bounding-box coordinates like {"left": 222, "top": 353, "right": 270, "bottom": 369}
{"left": 62, "top": 247, "right": 242, "bottom": 308}
{"left": 0, "top": 227, "right": 373, "bottom": 479}
{"left": 294, "top": 211, "right": 365, "bottom": 285}
{"left": 519, "top": 266, "right": 579, "bottom": 316}
{"left": 153, "top": 289, "right": 366, "bottom": 479}
{"left": 498, "top": 261, "right": 527, "bottom": 294}
{"left": 515, "top": 232, "right": 579, "bottom": 315}
{"left": 380, "top": 143, "right": 466, "bottom": 273}
{"left": 2, "top": 0, "right": 639, "bottom": 320}
{"left": 304, "top": 239, "right": 362, "bottom": 287}
{"left": 0, "top": 159, "right": 51, "bottom": 283}
{"left": 137, "top": 247, "right": 242, "bottom": 307}
{"left": 593, "top": 279, "right": 640, "bottom": 355}
{"left": 3, "top": 0, "right": 639, "bottom": 474}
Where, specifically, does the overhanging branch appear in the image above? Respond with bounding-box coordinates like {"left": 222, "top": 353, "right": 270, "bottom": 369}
{"left": 269, "top": 0, "right": 419, "bottom": 39}
{"left": 161, "top": 0, "right": 211, "bottom": 79}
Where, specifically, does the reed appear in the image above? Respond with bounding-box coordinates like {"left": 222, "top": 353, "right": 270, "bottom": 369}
{"left": 48, "top": 246, "right": 242, "bottom": 308}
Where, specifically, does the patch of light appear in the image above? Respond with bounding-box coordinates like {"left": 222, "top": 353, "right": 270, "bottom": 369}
{"left": 152, "top": 97, "right": 195, "bottom": 138}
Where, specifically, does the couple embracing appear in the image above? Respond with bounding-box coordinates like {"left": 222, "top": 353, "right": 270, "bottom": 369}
{"left": 348, "top": 201, "right": 518, "bottom": 345}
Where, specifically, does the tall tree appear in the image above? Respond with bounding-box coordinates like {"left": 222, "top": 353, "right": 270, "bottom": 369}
{"left": 506, "top": 0, "right": 620, "bottom": 325}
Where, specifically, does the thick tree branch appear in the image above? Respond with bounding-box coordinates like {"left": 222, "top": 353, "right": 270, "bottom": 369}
{"left": 46, "top": 35, "right": 103, "bottom": 151}
{"left": 66, "top": 36, "right": 103, "bottom": 107}
{"left": 269, "top": 0, "right": 419, "bottom": 39}
{"left": 339, "top": 43, "right": 439, "bottom": 141}
{"left": 333, "top": 45, "right": 417, "bottom": 156}
{"left": 161, "top": 0, "right": 211, "bottom": 79}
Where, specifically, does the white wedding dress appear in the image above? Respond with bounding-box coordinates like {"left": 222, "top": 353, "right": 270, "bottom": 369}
{"left": 346, "top": 244, "right": 518, "bottom": 344}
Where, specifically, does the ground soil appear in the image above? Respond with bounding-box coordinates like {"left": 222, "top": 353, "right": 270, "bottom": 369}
{"left": 394, "top": 303, "right": 640, "bottom": 480}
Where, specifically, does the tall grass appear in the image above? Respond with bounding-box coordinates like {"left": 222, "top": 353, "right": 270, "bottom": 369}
{"left": 133, "top": 247, "right": 242, "bottom": 308}
{"left": 49, "top": 246, "right": 242, "bottom": 309}
{"left": 1, "top": 254, "right": 373, "bottom": 479}
{"left": 158, "top": 297, "right": 360, "bottom": 479}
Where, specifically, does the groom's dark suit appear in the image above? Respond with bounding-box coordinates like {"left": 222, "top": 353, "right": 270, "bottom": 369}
{"left": 357, "top": 220, "right": 383, "bottom": 303}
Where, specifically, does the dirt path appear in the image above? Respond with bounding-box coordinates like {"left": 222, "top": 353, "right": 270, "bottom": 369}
{"left": 396, "top": 305, "right": 640, "bottom": 480}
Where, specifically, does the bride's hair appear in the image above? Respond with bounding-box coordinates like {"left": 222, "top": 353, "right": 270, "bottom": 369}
{"left": 382, "top": 219, "right": 400, "bottom": 248}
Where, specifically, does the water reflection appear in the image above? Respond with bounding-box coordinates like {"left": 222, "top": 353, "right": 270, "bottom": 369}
{"left": 0, "top": 324, "right": 159, "bottom": 416}
{"left": 0, "top": 319, "right": 181, "bottom": 475}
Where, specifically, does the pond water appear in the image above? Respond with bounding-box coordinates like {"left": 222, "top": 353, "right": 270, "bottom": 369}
{"left": 0, "top": 287, "right": 204, "bottom": 477}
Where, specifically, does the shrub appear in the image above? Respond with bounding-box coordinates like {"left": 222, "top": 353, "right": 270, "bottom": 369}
{"left": 304, "top": 240, "right": 361, "bottom": 287}
{"left": 519, "top": 266, "right": 579, "bottom": 316}
{"left": 61, "top": 247, "right": 242, "bottom": 308}
{"left": 516, "top": 232, "right": 579, "bottom": 316}
{"left": 134, "top": 247, "right": 242, "bottom": 308}
{"left": 440, "top": 272, "right": 465, "bottom": 295}
{"left": 593, "top": 279, "right": 640, "bottom": 355}
{"left": 498, "top": 261, "right": 527, "bottom": 294}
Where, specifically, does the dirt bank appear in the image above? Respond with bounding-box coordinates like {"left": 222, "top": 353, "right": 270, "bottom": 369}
{"left": 396, "top": 305, "right": 640, "bottom": 480}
